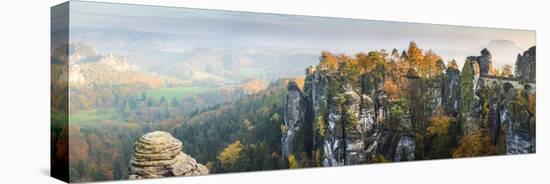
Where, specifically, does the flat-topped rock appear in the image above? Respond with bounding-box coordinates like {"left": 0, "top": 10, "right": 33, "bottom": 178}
{"left": 127, "top": 131, "right": 208, "bottom": 179}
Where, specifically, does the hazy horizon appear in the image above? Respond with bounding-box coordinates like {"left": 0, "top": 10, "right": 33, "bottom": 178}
{"left": 65, "top": 1, "right": 535, "bottom": 69}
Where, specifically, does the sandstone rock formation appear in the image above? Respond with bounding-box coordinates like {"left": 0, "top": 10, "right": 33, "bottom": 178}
{"left": 127, "top": 131, "right": 208, "bottom": 179}
{"left": 443, "top": 66, "right": 460, "bottom": 115}
{"left": 503, "top": 89, "right": 535, "bottom": 154}
{"left": 282, "top": 81, "right": 306, "bottom": 158}
{"left": 295, "top": 66, "right": 413, "bottom": 166}
{"left": 283, "top": 47, "right": 535, "bottom": 166}
{"left": 479, "top": 47, "right": 536, "bottom": 154}
{"left": 394, "top": 135, "right": 415, "bottom": 161}
{"left": 462, "top": 59, "right": 483, "bottom": 133}
{"left": 467, "top": 48, "right": 494, "bottom": 76}
{"left": 515, "top": 46, "right": 536, "bottom": 83}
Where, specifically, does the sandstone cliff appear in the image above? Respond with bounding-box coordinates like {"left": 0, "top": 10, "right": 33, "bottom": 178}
{"left": 515, "top": 46, "right": 536, "bottom": 83}
{"left": 283, "top": 46, "right": 535, "bottom": 165}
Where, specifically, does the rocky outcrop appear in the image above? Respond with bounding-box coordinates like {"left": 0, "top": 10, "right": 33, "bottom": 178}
{"left": 394, "top": 135, "right": 415, "bottom": 161}
{"left": 426, "top": 80, "right": 443, "bottom": 115}
{"left": 467, "top": 48, "right": 494, "bottom": 76}
{"left": 282, "top": 81, "right": 307, "bottom": 157}
{"left": 483, "top": 47, "right": 536, "bottom": 154}
{"left": 460, "top": 58, "right": 484, "bottom": 134}
{"left": 515, "top": 46, "right": 536, "bottom": 83}
{"left": 284, "top": 46, "right": 535, "bottom": 166}
{"left": 443, "top": 66, "right": 460, "bottom": 115}
{"left": 127, "top": 131, "right": 208, "bottom": 179}
{"left": 343, "top": 87, "right": 378, "bottom": 165}
{"left": 321, "top": 73, "right": 346, "bottom": 166}
{"left": 502, "top": 89, "right": 536, "bottom": 154}
{"left": 297, "top": 66, "right": 405, "bottom": 166}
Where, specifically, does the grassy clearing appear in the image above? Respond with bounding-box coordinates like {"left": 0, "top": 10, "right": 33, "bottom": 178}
{"left": 69, "top": 108, "right": 122, "bottom": 124}
{"left": 144, "top": 86, "right": 212, "bottom": 100}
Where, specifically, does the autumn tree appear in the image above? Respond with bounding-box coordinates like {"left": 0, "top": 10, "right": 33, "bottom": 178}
{"left": 381, "top": 78, "right": 400, "bottom": 100}
{"left": 452, "top": 130, "right": 483, "bottom": 157}
{"left": 287, "top": 154, "right": 298, "bottom": 169}
{"left": 427, "top": 107, "right": 454, "bottom": 158}
{"left": 452, "top": 130, "right": 494, "bottom": 158}
{"left": 395, "top": 57, "right": 411, "bottom": 77}
{"left": 406, "top": 41, "right": 423, "bottom": 66}
{"left": 427, "top": 108, "right": 453, "bottom": 137}
{"left": 417, "top": 50, "right": 439, "bottom": 78}
{"left": 319, "top": 51, "right": 339, "bottom": 70}
{"left": 356, "top": 52, "right": 370, "bottom": 73}
{"left": 338, "top": 56, "right": 361, "bottom": 85}
{"left": 356, "top": 51, "right": 387, "bottom": 74}
{"left": 501, "top": 64, "right": 514, "bottom": 77}
{"left": 217, "top": 140, "right": 244, "bottom": 171}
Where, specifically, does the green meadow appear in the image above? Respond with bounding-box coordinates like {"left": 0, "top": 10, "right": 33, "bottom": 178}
{"left": 69, "top": 108, "right": 122, "bottom": 124}
{"left": 144, "top": 86, "right": 212, "bottom": 100}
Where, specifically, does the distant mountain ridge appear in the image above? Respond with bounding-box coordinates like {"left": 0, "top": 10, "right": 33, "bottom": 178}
{"left": 154, "top": 47, "right": 319, "bottom": 85}
{"left": 66, "top": 41, "right": 320, "bottom": 87}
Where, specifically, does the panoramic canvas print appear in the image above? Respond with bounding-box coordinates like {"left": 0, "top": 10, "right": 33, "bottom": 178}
{"left": 51, "top": 1, "right": 536, "bottom": 183}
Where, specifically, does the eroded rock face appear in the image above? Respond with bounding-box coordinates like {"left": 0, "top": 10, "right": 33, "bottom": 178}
{"left": 394, "top": 135, "right": 415, "bottom": 161}
{"left": 283, "top": 47, "right": 535, "bottom": 166}
{"left": 484, "top": 47, "right": 536, "bottom": 154}
{"left": 478, "top": 48, "right": 494, "bottom": 76}
{"left": 515, "top": 46, "right": 536, "bottom": 83}
{"left": 502, "top": 90, "right": 535, "bottom": 154}
{"left": 443, "top": 67, "right": 460, "bottom": 115}
{"left": 324, "top": 96, "right": 343, "bottom": 166}
{"left": 127, "top": 131, "right": 208, "bottom": 179}
{"left": 325, "top": 74, "right": 346, "bottom": 166}
{"left": 300, "top": 68, "right": 393, "bottom": 166}
{"left": 426, "top": 81, "right": 443, "bottom": 116}
{"left": 296, "top": 66, "right": 418, "bottom": 166}
{"left": 463, "top": 59, "right": 483, "bottom": 133}
{"left": 468, "top": 48, "right": 494, "bottom": 76}
{"left": 282, "top": 81, "right": 306, "bottom": 158}
{"left": 343, "top": 88, "right": 378, "bottom": 165}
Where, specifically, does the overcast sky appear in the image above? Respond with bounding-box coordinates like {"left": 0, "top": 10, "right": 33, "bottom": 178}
{"left": 67, "top": 1, "right": 535, "bottom": 68}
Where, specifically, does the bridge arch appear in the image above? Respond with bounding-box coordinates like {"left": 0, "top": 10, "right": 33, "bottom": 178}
{"left": 503, "top": 82, "right": 514, "bottom": 93}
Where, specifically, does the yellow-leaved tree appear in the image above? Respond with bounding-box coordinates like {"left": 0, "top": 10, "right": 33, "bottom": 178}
{"left": 406, "top": 41, "right": 423, "bottom": 66}
{"left": 426, "top": 107, "right": 454, "bottom": 158}
{"left": 217, "top": 140, "right": 243, "bottom": 171}
{"left": 381, "top": 79, "right": 400, "bottom": 100}
{"left": 287, "top": 154, "right": 298, "bottom": 169}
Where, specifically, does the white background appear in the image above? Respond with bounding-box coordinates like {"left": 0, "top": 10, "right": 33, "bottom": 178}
{"left": 0, "top": 0, "right": 548, "bottom": 183}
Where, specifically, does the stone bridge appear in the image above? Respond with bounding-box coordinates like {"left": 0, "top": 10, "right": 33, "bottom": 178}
{"left": 479, "top": 75, "right": 536, "bottom": 94}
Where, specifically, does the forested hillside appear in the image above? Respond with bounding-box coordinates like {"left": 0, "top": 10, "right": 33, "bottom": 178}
{"left": 172, "top": 79, "right": 301, "bottom": 173}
